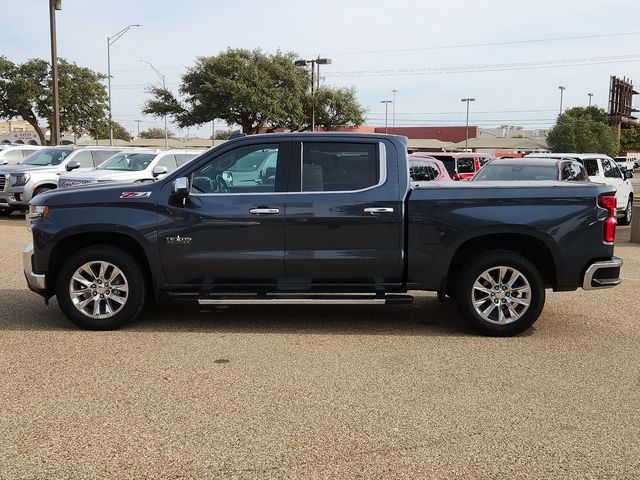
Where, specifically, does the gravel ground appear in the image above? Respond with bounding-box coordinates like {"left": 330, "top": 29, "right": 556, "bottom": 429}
{"left": 0, "top": 213, "right": 639, "bottom": 479}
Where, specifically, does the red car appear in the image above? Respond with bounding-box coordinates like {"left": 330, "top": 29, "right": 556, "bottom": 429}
{"left": 408, "top": 155, "right": 451, "bottom": 182}
{"left": 414, "top": 152, "right": 494, "bottom": 181}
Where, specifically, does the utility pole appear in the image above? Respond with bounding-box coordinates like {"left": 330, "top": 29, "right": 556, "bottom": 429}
{"left": 295, "top": 57, "right": 332, "bottom": 131}
{"left": 461, "top": 98, "right": 475, "bottom": 150}
{"left": 392, "top": 89, "right": 397, "bottom": 128}
{"left": 141, "top": 60, "right": 168, "bottom": 149}
{"left": 381, "top": 100, "right": 392, "bottom": 133}
{"left": 211, "top": 120, "right": 215, "bottom": 146}
{"left": 135, "top": 120, "right": 142, "bottom": 138}
{"left": 588, "top": 92, "right": 593, "bottom": 107}
{"left": 49, "top": 0, "right": 62, "bottom": 145}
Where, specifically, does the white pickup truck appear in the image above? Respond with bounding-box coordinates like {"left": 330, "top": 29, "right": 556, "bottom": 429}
{"left": 527, "top": 153, "right": 635, "bottom": 225}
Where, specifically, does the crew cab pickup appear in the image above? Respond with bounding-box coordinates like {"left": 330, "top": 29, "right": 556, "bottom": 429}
{"left": 23, "top": 133, "right": 623, "bottom": 336}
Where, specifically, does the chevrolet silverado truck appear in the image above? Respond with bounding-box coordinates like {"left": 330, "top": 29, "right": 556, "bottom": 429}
{"left": 23, "top": 133, "right": 623, "bottom": 336}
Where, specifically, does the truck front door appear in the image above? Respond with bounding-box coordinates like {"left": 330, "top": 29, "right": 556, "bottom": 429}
{"left": 157, "top": 141, "right": 290, "bottom": 286}
{"left": 284, "top": 139, "right": 403, "bottom": 287}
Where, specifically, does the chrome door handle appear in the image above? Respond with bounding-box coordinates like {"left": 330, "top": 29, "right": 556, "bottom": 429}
{"left": 249, "top": 208, "right": 280, "bottom": 215}
{"left": 364, "top": 207, "right": 394, "bottom": 214}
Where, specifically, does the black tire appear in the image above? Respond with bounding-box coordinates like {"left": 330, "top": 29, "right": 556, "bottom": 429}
{"left": 55, "top": 245, "right": 147, "bottom": 330}
{"left": 618, "top": 196, "right": 633, "bottom": 226}
{"left": 453, "top": 250, "right": 545, "bottom": 336}
{"left": 33, "top": 186, "right": 53, "bottom": 198}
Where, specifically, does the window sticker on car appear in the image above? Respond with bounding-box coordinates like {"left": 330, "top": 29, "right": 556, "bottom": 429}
{"left": 120, "top": 191, "right": 151, "bottom": 199}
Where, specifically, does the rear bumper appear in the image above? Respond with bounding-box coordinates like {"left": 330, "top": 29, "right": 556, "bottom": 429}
{"left": 582, "top": 257, "right": 623, "bottom": 290}
{"left": 23, "top": 243, "right": 47, "bottom": 295}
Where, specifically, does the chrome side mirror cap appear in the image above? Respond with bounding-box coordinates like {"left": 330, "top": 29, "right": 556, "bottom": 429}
{"left": 172, "top": 177, "right": 189, "bottom": 195}
{"left": 65, "top": 160, "right": 80, "bottom": 171}
{"left": 152, "top": 166, "right": 168, "bottom": 177}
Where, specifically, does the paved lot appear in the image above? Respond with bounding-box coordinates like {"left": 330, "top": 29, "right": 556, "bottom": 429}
{"left": 0, "top": 213, "right": 639, "bottom": 479}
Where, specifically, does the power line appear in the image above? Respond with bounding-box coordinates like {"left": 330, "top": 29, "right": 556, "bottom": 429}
{"left": 317, "top": 31, "right": 640, "bottom": 56}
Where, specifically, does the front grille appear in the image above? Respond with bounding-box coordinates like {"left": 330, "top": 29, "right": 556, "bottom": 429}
{"left": 59, "top": 178, "right": 93, "bottom": 188}
{"left": 0, "top": 175, "right": 6, "bottom": 192}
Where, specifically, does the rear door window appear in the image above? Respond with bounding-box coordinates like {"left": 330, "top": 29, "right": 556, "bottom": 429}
{"left": 456, "top": 158, "right": 475, "bottom": 174}
{"left": 155, "top": 154, "right": 178, "bottom": 172}
{"left": 92, "top": 150, "right": 119, "bottom": 166}
{"left": 72, "top": 150, "right": 95, "bottom": 168}
{"left": 581, "top": 159, "right": 600, "bottom": 177}
{"left": 301, "top": 143, "right": 379, "bottom": 192}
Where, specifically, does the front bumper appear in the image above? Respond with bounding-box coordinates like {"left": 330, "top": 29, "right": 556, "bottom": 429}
{"left": 582, "top": 257, "right": 623, "bottom": 290}
{"left": 23, "top": 243, "right": 47, "bottom": 294}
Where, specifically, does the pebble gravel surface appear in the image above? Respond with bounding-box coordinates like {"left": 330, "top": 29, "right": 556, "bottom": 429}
{"left": 0, "top": 214, "right": 639, "bottom": 479}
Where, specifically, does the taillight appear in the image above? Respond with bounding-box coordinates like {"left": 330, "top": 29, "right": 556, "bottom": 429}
{"left": 598, "top": 193, "right": 617, "bottom": 243}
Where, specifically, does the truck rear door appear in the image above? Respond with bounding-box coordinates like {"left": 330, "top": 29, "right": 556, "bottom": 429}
{"left": 284, "top": 139, "right": 403, "bottom": 286}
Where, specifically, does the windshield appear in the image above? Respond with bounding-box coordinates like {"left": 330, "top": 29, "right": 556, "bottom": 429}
{"left": 473, "top": 164, "right": 558, "bottom": 181}
{"left": 97, "top": 153, "right": 157, "bottom": 171}
{"left": 21, "top": 149, "right": 72, "bottom": 166}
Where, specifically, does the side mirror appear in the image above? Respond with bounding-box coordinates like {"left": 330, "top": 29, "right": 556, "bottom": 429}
{"left": 625, "top": 170, "right": 633, "bottom": 179}
{"left": 65, "top": 160, "right": 80, "bottom": 172}
{"left": 152, "top": 166, "right": 168, "bottom": 177}
{"left": 172, "top": 177, "right": 189, "bottom": 195}
{"left": 0, "top": 159, "right": 7, "bottom": 166}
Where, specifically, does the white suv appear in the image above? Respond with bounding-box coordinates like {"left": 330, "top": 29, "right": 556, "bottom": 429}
{"left": 57, "top": 149, "right": 205, "bottom": 188}
{"left": 0, "top": 145, "right": 43, "bottom": 165}
{"left": 527, "top": 153, "right": 635, "bottom": 225}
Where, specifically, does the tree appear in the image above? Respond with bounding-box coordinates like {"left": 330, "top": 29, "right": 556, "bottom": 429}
{"left": 139, "top": 127, "right": 174, "bottom": 139}
{"left": 620, "top": 123, "right": 640, "bottom": 152}
{"left": 0, "top": 56, "right": 108, "bottom": 144}
{"left": 144, "top": 48, "right": 365, "bottom": 134}
{"left": 211, "top": 129, "right": 231, "bottom": 140}
{"left": 88, "top": 120, "right": 132, "bottom": 142}
{"left": 547, "top": 107, "right": 617, "bottom": 156}
{"left": 308, "top": 87, "right": 365, "bottom": 131}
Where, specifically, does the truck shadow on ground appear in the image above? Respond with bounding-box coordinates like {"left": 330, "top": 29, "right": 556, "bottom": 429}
{"left": 0, "top": 290, "right": 474, "bottom": 337}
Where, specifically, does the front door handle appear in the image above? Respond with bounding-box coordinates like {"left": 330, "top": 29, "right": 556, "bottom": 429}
{"left": 249, "top": 208, "right": 280, "bottom": 215}
{"left": 364, "top": 207, "right": 394, "bottom": 215}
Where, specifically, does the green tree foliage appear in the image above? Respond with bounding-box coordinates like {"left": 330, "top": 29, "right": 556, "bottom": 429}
{"left": 0, "top": 56, "right": 108, "bottom": 144}
{"left": 547, "top": 107, "right": 617, "bottom": 156}
{"left": 144, "top": 48, "right": 365, "bottom": 134}
{"left": 88, "top": 120, "right": 132, "bottom": 142}
{"left": 620, "top": 123, "right": 640, "bottom": 152}
{"left": 211, "top": 129, "right": 231, "bottom": 140}
{"left": 139, "top": 127, "right": 174, "bottom": 139}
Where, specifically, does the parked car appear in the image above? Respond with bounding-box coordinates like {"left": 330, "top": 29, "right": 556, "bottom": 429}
{"left": 526, "top": 153, "right": 634, "bottom": 225}
{"left": 423, "top": 152, "right": 494, "bottom": 181}
{"left": 0, "top": 145, "right": 43, "bottom": 165}
{"left": 0, "top": 146, "right": 74, "bottom": 215}
{"left": 409, "top": 154, "right": 452, "bottom": 182}
{"left": 57, "top": 149, "right": 205, "bottom": 188}
{"left": 472, "top": 158, "right": 589, "bottom": 182}
{"left": 0, "top": 147, "right": 132, "bottom": 215}
{"left": 614, "top": 156, "right": 636, "bottom": 172}
{"left": 24, "top": 133, "right": 622, "bottom": 337}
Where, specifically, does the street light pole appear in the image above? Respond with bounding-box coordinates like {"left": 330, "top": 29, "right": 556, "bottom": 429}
{"left": 391, "top": 89, "right": 397, "bottom": 128}
{"left": 49, "top": 0, "right": 61, "bottom": 146}
{"left": 295, "top": 57, "right": 332, "bottom": 132}
{"left": 141, "top": 60, "right": 168, "bottom": 149}
{"left": 381, "top": 100, "right": 392, "bottom": 133}
{"left": 107, "top": 24, "right": 140, "bottom": 146}
{"left": 558, "top": 85, "right": 566, "bottom": 115}
{"left": 588, "top": 92, "right": 593, "bottom": 107}
{"left": 461, "top": 98, "right": 475, "bottom": 150}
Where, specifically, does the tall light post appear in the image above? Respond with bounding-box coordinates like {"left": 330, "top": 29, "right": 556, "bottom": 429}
{"left": 461, "top": 98, "right": 475, "bottom": 150}
{"left": 391, "top": 89, "right": 397, "bottom": 128}
{"left": 381, "top": 100, "right": 392, "bottom": 133}
{"left": 558, "top": 85, "right": 566, "bottom": 115}
{"left": 49, "top": 0, "right": 62, "bottom": 145}
{"left": 295, "top": 57, "right": 332, "bottom": 131}
{"left": 588, "top": 92, "right": 593, "bottom": 107}
{"left": 141, "top": 60, "right": 168, "bottom": 149}
{"left": 107, "top": 24, "right": 140, "bottom": 145}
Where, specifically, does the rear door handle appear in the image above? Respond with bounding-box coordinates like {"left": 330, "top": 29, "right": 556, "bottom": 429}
{"left": 249, "top": 208, "right": 280, "bottom": 215}
{"left": 364, "top": 207, "right": 394, "bottom": 214}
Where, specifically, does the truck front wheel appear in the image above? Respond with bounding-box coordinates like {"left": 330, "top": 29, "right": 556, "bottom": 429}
{"left": 55, "top": 245, "right": 147, "bottom": 330}
{"left": 453, "top": 250, "right": 545, "bottom": 336}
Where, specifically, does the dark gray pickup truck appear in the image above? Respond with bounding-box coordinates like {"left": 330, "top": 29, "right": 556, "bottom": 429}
{"left": 23, "top": 133, "right": 622, "bottom": 336}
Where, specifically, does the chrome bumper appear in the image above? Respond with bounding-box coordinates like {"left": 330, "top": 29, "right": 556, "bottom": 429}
{"left": 582, "top": 257, "right": 623, "bottom": 290}
{"left": 23, "top": 243, "right": 46, "bottom": 291}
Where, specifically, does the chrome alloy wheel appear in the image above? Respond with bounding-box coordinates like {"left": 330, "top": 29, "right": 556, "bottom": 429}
{"left": 69, "top": 261, "right": 129, "bottom": 319}
{"left": 471, "top": 266, "right": 532, "bottom": 325}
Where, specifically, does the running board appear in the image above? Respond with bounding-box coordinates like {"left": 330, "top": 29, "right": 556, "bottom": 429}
{"left": 196, "top": 294, "right": 413, "bottom": 306}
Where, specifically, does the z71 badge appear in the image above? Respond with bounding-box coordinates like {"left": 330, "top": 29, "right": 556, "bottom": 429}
{"left": 120, "top": 191, "right": 152, "bottom": 199}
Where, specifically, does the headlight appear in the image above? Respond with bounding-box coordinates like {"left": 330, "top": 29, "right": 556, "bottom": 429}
{"left": 11, "top": 173, "right": 30, "bottom": 187}
{"left": 26, "top": 205, "right": 49, "bottom": 232}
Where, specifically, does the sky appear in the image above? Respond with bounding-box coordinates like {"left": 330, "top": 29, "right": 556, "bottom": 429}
{"left": 3, "top": 0, "right": 640, "bottom": 138}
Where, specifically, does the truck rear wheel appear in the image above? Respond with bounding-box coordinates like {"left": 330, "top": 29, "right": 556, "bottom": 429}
{"left": 55, "top": 245, "right": 147, "bottom": 330}
{"left": 453, "top": 250, "right": 545, "bottom": 336}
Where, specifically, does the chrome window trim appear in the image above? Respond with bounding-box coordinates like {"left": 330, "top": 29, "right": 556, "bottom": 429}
{"left": 189, "top": 141, "right": 387, "bottom": 197}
